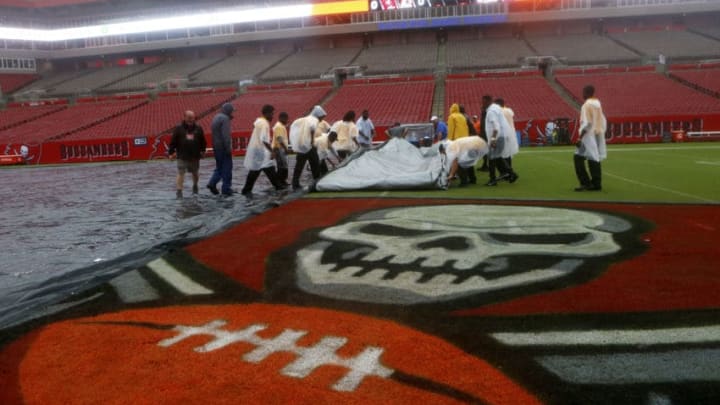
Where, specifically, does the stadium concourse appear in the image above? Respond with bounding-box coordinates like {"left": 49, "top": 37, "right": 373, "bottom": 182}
{"left": 2, "top": 0, "right": 720, "bottom": 404}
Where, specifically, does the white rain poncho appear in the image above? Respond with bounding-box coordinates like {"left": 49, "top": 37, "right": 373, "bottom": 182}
{"left": 330, "top": 120, "right": 359, "bottom": 153}
{"left": 244, "top": 117, "right": 274, "bottom": 171}
{"left": 485, "top": 103, "right": 517, "bottom": 159}
{"left": 445, "top": 136, "right": 489, "bottom": 169}
{"left": 576, "top": 98, "right": 607, "bottom": 162}
{"left": 290, "top": 105, "right": 326, "bottom": 153}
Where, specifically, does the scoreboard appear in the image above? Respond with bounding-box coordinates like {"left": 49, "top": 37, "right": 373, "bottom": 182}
{"left": 369, "top": 0, "right": 493, "bottom": 10}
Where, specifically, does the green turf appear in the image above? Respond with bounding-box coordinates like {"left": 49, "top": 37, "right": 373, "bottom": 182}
{"left": 310, "top": 143, "right": 720, "bottom": 204}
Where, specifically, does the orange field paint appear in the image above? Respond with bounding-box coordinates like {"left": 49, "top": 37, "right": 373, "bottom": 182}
{"left": 0, "top": 304, "right": 540, "bottom": 405}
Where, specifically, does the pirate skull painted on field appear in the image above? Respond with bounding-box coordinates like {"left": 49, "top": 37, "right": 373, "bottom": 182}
{"left": 295, "top": 205, "right": 635, "bottom": 305}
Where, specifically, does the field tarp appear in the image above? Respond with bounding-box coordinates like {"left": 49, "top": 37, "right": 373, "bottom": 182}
{"left": 314, "top": 137, "right": 448, "bottom": 191}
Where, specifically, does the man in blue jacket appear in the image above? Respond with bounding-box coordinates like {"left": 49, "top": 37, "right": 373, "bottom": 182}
{"left": 207, "top": 103, "right": 235, "bottom": 196}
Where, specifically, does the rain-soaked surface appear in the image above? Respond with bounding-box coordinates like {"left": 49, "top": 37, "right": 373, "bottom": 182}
{"left": 0, "top": 158, "right": 304, "bottom": 328}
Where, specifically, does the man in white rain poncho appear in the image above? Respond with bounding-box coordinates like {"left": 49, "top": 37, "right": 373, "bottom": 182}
{"left": 241, "top": 104, "right": 286, "bottom": 196}
{"left": 573, "top": 85, "right": 607, "bottom": 192}
{"left": 496, "top": 98, "right": 519, "bottom": 169}
{"left": 444, "top": 136, "right": 489, "bottom": 188}
{"left": 483, "top": 95, "right": 519, "bottom": 186}
{"left": 290, "top": 105, "right": 327, "bottom": 190}
{"left": 314, "top": 131, "right": 340, "bottom": 175}
{"left": 329, "top": 110, "right": 360, "bottom": 160}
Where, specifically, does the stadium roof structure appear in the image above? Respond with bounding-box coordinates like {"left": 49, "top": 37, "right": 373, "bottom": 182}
{"left": 0, "top": 0, "right": 103, "bottom": 8}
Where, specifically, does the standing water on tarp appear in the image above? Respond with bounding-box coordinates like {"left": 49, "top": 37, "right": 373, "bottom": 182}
{"left": 0, "top": 159, "right": 300, "bottom": 329}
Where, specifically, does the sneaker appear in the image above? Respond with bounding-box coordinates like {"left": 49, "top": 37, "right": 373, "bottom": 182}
{"left": 508, "top": 173, "right": 519, "bottom": 184}
{"left": 207, "top": 184, "right": 219, "bottom": 195}
{"left": 497, "top": 173, "right": 511, "bottom": 182}
{"left": 485, "top": 180, "right": 498, "bottom": 187}
{"left": 192, "top": 185, "right": 199, "bottom": 194}
{"left": 176, "top": 190, "right": 183, "bottom": 199}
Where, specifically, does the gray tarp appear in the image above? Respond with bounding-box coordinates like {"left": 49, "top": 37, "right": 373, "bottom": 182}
{"left": 314, "top": 137, "right": 448, "bottom": 191}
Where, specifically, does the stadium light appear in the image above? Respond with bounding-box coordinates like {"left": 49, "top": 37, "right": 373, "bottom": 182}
{"left": 0, "top": 0, "right": 368, "bottom": 42}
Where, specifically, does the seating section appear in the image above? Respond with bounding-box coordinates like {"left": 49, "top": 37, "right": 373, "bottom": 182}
{"left": 610, "top": 30, "right": 720, "bottom": 59}
{"left": 0, "top": 100, "right": 145, "bottom": 144}
{"left": 191, "top": 53, "right": 287, "bottom": 85}
{"left": 692, "top": 26, "right": 720, "bottom": 40}
{"left": 669, "top": 69, "right": 720, "bottom": 96}
{"left": 0, "top": 104, "right": 66, "bottom": 131}
{"left": 555, "top": 72, "right": 720, "bottom": 117}
{"left": 445, "top": 75, "right": 577, "bottom": 122}
{"left": 102, "top": 58, "right": 222, "bottom": 92}
{"left": 0, "top": 74, "right": 39, "bottom": 94}
{"left": 353, "top": 43, "right": 437, "bottom": 74}
{"left": 526, "top": 34, "right": 640, "bottom": 64}
{"left": 446, "top": 38, "right": 534, "bottom": 70}
{"left": 12, "top": 70, "right": 89, "bottom": 95}
{"left": 47, "top": 65, "right": 155, "bottom": 96}
{"left": 324, "top": 81, "right": 434, "bottom": 127}
{"left": 197, "top": 86, "right": 332, "bottom": 133}
{"left": 262, "top": 48, "right": 359, "bottom": 81}
{"left": 65, "top": 93, "right": 234, "bottom": 140}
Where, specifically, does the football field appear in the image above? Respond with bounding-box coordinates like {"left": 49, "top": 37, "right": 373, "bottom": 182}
{"left": 3, "top": 142, "right": 720, "bottom": 405}
{"left": 312, "top": 143, "right": 720, "bottom": 204}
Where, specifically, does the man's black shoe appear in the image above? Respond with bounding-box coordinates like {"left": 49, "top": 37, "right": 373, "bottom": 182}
{"left": 486, "top": 180, "right": 498, "bottom": 186}
{"left": 587, "top": 185, "right": 602, "bottom": 191}
{"left": 207, "top": 184, "right": 219, "bottom": 195}
{"left": 497, "top": 173, "right": 511, "bottom": 182}
{"left": 509, "top": 173, "right": 519, "bottom": 184}
{"left": 574, "top": 185, "right": 590, "bottom": 192}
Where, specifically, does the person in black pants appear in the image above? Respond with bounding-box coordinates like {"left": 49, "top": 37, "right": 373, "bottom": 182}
{"left": 291, "top": 105, "right": 327, "bottom": 190}
{"left": 241, "top": 104, "right": 285, "bottom": 196}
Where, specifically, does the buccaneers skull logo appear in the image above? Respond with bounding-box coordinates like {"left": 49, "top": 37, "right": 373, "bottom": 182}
{"left": 269, "top": 205, "right": 647, "bottom": 307}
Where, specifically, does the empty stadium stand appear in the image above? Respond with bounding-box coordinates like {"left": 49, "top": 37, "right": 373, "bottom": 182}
{"left": 353, "top": 43, "right": 438, "bottom": 75}
{"left": 446, "top": 38, "right": 534, "bottom": 71}
{"left": 65, "top": 92, "right": 234, "bottom": 140}
{"left": 610, "top": 30, "right": 720, "bottom": 60}
{"left": 101, "top": 57, "right": 223, "bottom": 92}
{"left": 0, "top": 99, "right": 145, "bottom": 144}
{"left": 526, "top": 34, "right": 640, "bottom": 65}
{"left": 669, "top": 67, "right": 720, "bottom": 97}
{"left": 692, "top": 26, "right": 720, "bottom": 41}
{"left": 0, "top": 104, "right": 66, "bottom": 131}
{"left": 555, "top": 72, "right": 720, "bottom": 117}
{"left": 445, "top": 73, "right": 577, "bottom": 122}
{"left": 197, "top": 85, "right": 332, "bottom": 133}
{"left": 47, "top": 64, "right": 157, "bottom": 96}
{"left": 261, "top": 48, "right": 360, "bottom": 81}
{"left": 324, "top": 79, "right": 435, "bottom": 127}
{"left": 190, "top": 53, "right": 288, "bottom": 86}
{"left": 0, "top": 73, "right": 39, "bottom": 94}
{"left": 10, "top": 70, "right": 89, "bottom": 96}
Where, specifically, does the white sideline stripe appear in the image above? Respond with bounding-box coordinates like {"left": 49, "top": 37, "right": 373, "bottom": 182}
{"left": 535, "top": 155, "right": 716, "bottom": 203}
{"left": 147, "top": 258, "right": 213, "bottom": 295}
{"left": 109, "top": 270, "right": 160, "bottom": 303}
{"left": 523, "top": 145, "right": 720, "bottom": 154}
{"left": 538, "top": 349, "right": 720, "bottom": 384}
{"left": 603, "top": 171, "right": 716, "bottom": 203}
{"left": 696, "top": 160, "right": 720, "bottom": 166}
{"left": 492, "top": 325, "right": 720, "bottom": 346}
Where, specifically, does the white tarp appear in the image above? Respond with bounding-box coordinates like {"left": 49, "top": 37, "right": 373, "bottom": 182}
{"left": 314, "top": 137, "right": 448, "bottom": 191}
